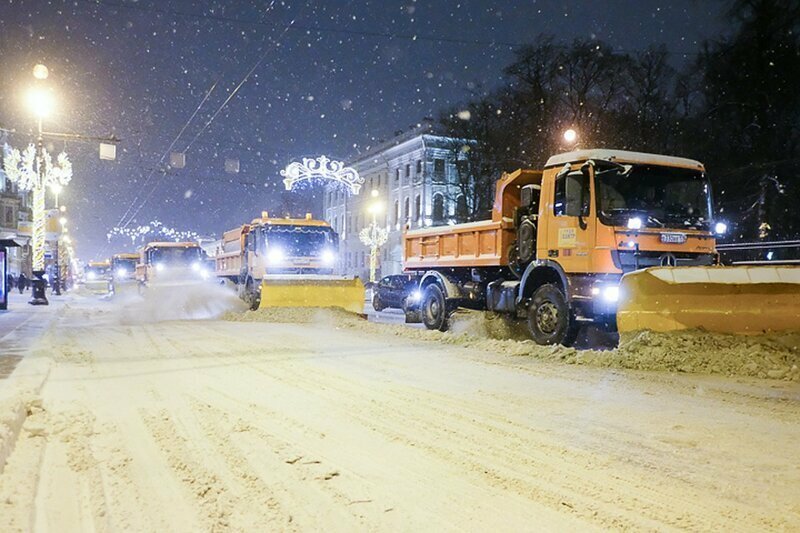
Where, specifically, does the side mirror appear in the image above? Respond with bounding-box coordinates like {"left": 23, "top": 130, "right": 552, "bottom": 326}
{"left": 564, "top": 171, "right": 588, "bottom": 218}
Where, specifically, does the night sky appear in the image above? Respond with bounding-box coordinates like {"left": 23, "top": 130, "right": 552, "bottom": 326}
{"left": 0, "top": 0, "right": 727, "bottom": 260}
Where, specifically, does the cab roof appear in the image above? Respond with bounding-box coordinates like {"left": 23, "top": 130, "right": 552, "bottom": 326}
{"left": 88, "top": 260, "right": 110, "bottom": 267}
{"left": 113, "top": 253, "right": 139, "bottom": 259}
{"left": 545, "top": 149, "right": 704, "bottom": 171}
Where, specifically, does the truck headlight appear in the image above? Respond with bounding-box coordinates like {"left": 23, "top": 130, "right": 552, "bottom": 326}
{"left": 714, "top": 221, "right": 727, "bottom": 235}
{"left": 408, "top": 289, "right": 422, "bottom": 302}
{"left": 116, "top": 268, "right": 127, "bottom": 277}
{"left": 191, "top": 262, "right": 201, "bottom": 272}
{"left": 321, "top": 249, "right": 336, "bottom": 266}
{"left": 87, "top": 271, "right": 97, "bottom": 280}
{"left": 627, "top": 217, "right": 643, "bottom": 230}
{"left": 155, "top": 263, "right": 166, "bottom": 272}
{"left": 591, "top": 285, "right": 620, "bottom": 303}
{"left": 267, "top": 248, "right": 285, "bottom": 265}
{"left": 602, "top": 286, "right": 619, "bottom": 302}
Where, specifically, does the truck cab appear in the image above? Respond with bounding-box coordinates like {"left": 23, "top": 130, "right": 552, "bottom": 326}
{"left": 403, "top": 149, "right": 722, "bottom": 345}
{"left": 110, "top": 253, "right": 139, "bottom": 291}
{"left": 136, "top": 242, "right": 210, "bottom": 287}
{"left": 84, "top": 260, "right": 112, "bottom": 294}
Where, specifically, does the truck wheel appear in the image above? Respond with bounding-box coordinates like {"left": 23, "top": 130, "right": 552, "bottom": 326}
{"left": 422, "top": 284, "right": 450, "bottom": 332}
{"left": 372, "top": 293, "right": 385, "bottom": 312}
{"left": 244, "top": 278, "right": 260, "bottom": 311}
{"left": 527, "top": 284, "right": 578, "bottom": 346}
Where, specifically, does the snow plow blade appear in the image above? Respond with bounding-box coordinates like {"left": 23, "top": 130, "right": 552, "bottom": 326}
{"left": 617, "top": 266, "right": 800, "bottom": 334}
{"left": 259, "top": 276, "right": 365, "bottom": 315}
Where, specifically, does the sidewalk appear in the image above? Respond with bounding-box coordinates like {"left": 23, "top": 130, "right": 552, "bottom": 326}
{"left": 0, "top": 292, "right": 62, "bottom": 379}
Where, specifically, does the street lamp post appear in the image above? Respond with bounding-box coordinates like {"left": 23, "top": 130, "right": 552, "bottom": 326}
{"left": 1, "top": 65, "right": 72, "bottom": 305}
{"left": 359, "top": 190, "right": 389, "bottom": 284}
{"left": 28, "top": 85, "right": 55, "bottom": 304}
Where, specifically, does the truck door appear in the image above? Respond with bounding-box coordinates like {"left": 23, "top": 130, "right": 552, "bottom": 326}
{"left": 549, "top": 165, "right": 594, "bottom": 273}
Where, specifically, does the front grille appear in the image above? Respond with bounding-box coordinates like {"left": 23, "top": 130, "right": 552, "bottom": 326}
{"left": 611, "top": 250, "right": 715, "bottom": 273}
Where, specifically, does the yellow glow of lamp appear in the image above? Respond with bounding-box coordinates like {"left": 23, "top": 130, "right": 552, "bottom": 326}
{"left": 26, "top": 87, "right": 54, "bottom": 118}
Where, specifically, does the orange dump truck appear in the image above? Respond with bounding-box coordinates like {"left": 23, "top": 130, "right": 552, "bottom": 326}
{"left": 215, "top": 212, "right": 364, "bottom": 313}
{"left": 403, "top": 148, "right": 800, "bottom": 345}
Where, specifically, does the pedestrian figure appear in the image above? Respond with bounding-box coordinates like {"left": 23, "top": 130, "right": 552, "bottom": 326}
{"left": 6, "top": 273, "right": 14, "bottom": 292}
{"left": 18, "top": 273, "right": 27, "bottom": 294}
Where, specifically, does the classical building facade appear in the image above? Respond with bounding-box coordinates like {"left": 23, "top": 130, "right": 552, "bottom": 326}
{"left": 323, "top": 125, "right": 474, "bottom": 279}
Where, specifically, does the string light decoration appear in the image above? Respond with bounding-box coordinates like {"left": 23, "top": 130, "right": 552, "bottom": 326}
{"left": 281, "top": 155, "right": 363, "bottom": 194}
{"left": 107, "top": 220, "right": 201, "bottom": 245}
{"left": 359, "top": 223, "right": 389, "bottom": 283}
{"left": 3, "top": 143, "right": 72, "bottom": 272}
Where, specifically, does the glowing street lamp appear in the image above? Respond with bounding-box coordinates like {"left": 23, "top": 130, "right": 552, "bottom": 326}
{"left": 50, "top": 182, "right": 63, "bottom": 207}
{"left": 563, "top": 128, "right": 578, "bottom": 144}
{"left": 360, "top": 197, "right": 388, "bottom": 283}
{"left": 26, "top": 87, "right": 55, "bottom": 120}
{"left": 32, "top": 63, "right": 49, "bottom": 80}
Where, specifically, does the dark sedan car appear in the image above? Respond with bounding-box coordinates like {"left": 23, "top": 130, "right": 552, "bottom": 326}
{"left": 372, "top": 274, "right": 421, "bottom": 312}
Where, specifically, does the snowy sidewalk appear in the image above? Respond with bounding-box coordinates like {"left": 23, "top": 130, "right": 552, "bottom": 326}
{"left": 0, "top": 292, "right": 63, "bottom": 379}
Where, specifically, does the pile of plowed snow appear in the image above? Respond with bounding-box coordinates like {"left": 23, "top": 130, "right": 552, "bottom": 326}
{"left": 226, "top": 307, "right": 800, "bottom": 381}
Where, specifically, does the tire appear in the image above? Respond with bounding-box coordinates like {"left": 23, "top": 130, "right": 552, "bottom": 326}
{"left": 526, "top": 283, "right": 579, "bottom": 346}
{"left": 372, "top": 293, "right": 385, "bottom": 312}
{"left": 244, "top": 278, "right": 260, "bottom": 311}
{"left": 422, "top": 284, "right": 450, "bottom": 332}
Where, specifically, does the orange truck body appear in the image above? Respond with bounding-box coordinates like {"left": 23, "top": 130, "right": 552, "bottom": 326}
{"left": 402, "top": 149, "right": 721, "bottom": 344}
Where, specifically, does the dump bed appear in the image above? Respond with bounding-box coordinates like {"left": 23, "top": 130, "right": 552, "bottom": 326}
{"left": 402, "top": 169, "right": 542, "bottom": 270}
{"left": 215, "top": 225, "right": 247, "bottom": 277}
{"left": 404, "top": 219, "right": 515, "bottom": 269}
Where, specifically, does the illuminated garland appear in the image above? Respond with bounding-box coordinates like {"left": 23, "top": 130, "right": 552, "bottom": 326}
{"left": 3, "top": 143, "right": 73, "bottom": 271}
{"left": 107, "top": 220, "right": 201, "bottom": 245}
{"left": 281, "top": 155, "right": 363, "bottom": 194}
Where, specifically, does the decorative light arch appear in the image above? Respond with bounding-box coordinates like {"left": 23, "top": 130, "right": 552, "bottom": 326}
{"left": 280, "top": 155, "right": 363, "bottom": 194}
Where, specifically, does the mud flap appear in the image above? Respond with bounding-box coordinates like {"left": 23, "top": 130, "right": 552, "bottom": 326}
{"left": 617, "top": 266, "right": 800, "bottom": 334}
{"left": 259, "top": 276, "right": 365, "bottom": 315}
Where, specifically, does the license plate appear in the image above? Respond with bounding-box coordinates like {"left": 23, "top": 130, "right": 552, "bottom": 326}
{"left": 660, "top": 233, "right": 687, "bottom": 244}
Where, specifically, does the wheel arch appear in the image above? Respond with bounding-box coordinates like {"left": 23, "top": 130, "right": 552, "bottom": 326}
{"left": 418, "top": 270, "right": 463, "bottom": 300}
{"left": 517, "top": 260, "right": 568, "bottom": 304}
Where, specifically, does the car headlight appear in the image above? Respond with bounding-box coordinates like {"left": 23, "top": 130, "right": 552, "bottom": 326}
{"left": 714, "top": 221, "right": 727, "bottom": 235}
{"left": 200, "top": 269, "right": 210, "bottom": 280}
{"left": 321, "top": 249, "right": 336, "bottom": 266}
{"left": 267, "top": 248, "right": 285, "bottom": 265}
{"left": 155, "top": 263, "right": 166, "bottom": 272}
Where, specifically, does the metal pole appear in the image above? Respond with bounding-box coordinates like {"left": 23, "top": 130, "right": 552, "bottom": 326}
{"left": 29, "top": 117, "right": 48, "bottom": 305}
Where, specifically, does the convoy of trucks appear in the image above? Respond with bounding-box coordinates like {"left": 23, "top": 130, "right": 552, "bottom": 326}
{"left": 90, "top": 147, "right": 797, "bottom": 346}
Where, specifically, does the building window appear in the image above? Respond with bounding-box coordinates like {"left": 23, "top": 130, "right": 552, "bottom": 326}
{"left": 395, "top": 168, "right": 400, "bottom": 183}
{"left": 405, "top": 164, "right": 411, "bottom": 178}
{"left": 394, "top": 200, "right": 399, "bottom": 225}
{"left": 404, "top": 197, "right": 410, "bottom": 222}
{"left": 456, "top": 195, "right": 468, "bottom": 220}
{"left": 434, "top": 158, "right": 445, "bottom": 173}
{"left": 433, "top": 194, "right": 445, "bottom": 223}
{"left": 414, "top": 194, "right": 421, "bottom": 223}
{"left": 416, "top": 160, "right": 422, "bottom": 174}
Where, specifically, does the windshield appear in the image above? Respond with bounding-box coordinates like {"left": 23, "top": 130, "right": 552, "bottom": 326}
{"left": 112, "top": 258, "right": 137, "bottom": 272}
{"left": 147, "top": 246, "right": 203, "bottom": 265}
{"left": 596, "top": 164, "right": 712, "bottom": 230}
{"left": 263, "top": 226, "right": 337, "bottom": 257}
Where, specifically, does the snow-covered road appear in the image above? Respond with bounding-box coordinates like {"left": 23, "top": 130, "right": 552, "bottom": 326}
{"left": 1, "top": 289, "right": 799, "bottom": 531}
